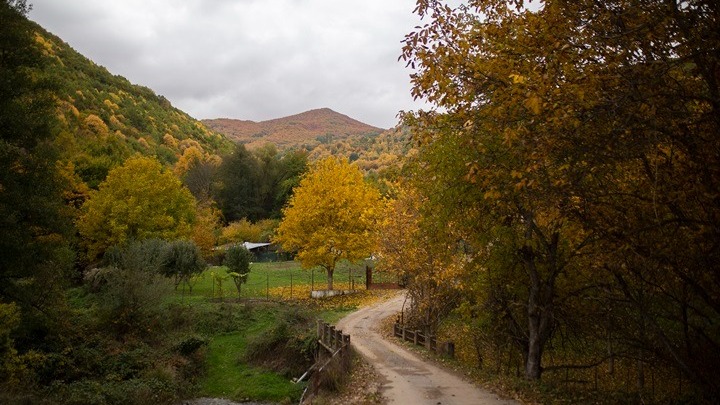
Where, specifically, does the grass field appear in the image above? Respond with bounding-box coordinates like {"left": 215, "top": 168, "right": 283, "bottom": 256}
{"left": 173, "top": 260, "right": 374, "bottom": 303}
{"left": 170, "top": 260, "right": 396, "bottom": 403}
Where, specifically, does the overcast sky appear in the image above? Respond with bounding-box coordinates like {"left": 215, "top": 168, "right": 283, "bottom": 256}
{"left": 28, "top": 0, "right": 433, "bottom": 129}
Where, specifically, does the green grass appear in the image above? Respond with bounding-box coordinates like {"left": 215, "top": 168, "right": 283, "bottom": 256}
{"left": 199, "top": 308, "right": 305, "bottom": 403}
{"left": 173, "top": 260, "right": 371, "bottom": 302}
{"left": 167, "top": 261, "right": 393, "bottom": 403}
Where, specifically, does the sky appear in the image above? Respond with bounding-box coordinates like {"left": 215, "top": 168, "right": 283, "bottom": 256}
{"left": 28, "top": 0, "right": 433, "bottom": 129}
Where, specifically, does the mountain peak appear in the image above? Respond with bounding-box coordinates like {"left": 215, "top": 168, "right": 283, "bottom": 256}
{"left": 203, "top": 109, "right": 384, "bottom": 149}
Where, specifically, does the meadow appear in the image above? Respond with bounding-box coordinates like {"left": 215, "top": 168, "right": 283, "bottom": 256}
{"left": 171, "top": 260, "right": 395, "bottom": 403}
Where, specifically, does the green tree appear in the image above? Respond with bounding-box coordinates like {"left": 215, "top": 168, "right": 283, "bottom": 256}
{"left": 214, "top": 144, "right": 307, "bottom": 222}
{"left": 214, "top": 144, "right": 263, "bottom": 221}
{"left": 275, "top": 157, "right": 381, "bottom": 290}
{"left": 224, "top": 245, "right": 252, "bottom": 298}
{"left": 77, "top": 156, "right": 196, "bottom": 260}
{"left": 160, "top": 240, "right": 206, "bottom": 293}
{"left": 0, "top": 0, "right": 72, "bottom": 317}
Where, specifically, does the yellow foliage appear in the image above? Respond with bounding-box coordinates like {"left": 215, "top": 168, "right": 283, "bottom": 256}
{"left": 80, "top": 114, "right": 108, "bottom": 138}
{"left": 174, "top": 145, "right": 205, "bottom": 176}
{"left": 274, "top": 157, "right": 381, "bottom": 290}
{"left": 192, "top": 204, "right": 222, "bottom": 258}
{"left": 103, "top": 99, "right": 119, "bottom": 111}
{"left": 77, "top": 156, "right": 196, "bottom": 260}
{"left": 220, "top": 218, "right": 272, "bottom": 244}
{"left": 56, "top": 161, "right": 90, "bottom": 212}
{"left": 163, "top": 133, "right": 178, "bottom": 149}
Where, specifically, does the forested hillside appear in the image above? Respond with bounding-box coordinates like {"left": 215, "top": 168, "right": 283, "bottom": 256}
{"left": 203, "top": 108, "right": 383, "bottom": 150}
{"left": 34, "top": 20, "right": 233, "bottom": 188}
{"left": 206, "top": 109, "right": 413, "bottom": 179}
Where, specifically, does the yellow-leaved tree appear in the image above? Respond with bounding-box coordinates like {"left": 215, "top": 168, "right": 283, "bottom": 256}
{"left": 376, "top": 184, "right": 465, "bottom": 333}
{"left": 77, "top": 156, "right": 196, "bottom": 260}
{"left": 274, "top": 157, "right": 381, "bottom": 290}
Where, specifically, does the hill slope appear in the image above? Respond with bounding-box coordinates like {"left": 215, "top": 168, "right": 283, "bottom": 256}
{"left": 203, "top": 108, "right": 384, "bottom": 150}
{"left": 32, "top": 21, "right": 234, "bottom": 188}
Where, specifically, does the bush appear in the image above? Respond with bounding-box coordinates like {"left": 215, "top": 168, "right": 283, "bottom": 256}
{"left": 94, "top": 266, "right": 173, "bottom": 338}
{"left": 224, "top": 245, "right": 252, "bottom": 298}
{"left": 175, "top": 335, "right": 208, "bottom": 356}
{"left": 160, "top": 240, "right": 206, "bottom": 292}
{"left": 194, "top": 302, "right": 253, "bottom": 334}
{"left": 101, "top": 238, "right": 168, "bottom": 273}
{"left": 243, "top": 307, "right": 316, "bottom": 377}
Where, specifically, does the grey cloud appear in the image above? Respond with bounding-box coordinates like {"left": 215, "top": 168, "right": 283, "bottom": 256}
{"left": 29, "top": 0, "right": 429, "bottom": 128}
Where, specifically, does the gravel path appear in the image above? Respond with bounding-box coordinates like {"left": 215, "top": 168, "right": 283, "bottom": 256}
{"left": 336, "top": 293, "right": 519, "bottom": 405}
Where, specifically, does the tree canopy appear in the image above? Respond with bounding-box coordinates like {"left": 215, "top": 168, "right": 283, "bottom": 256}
{"left": 0, "top": 0, "right": 72, "bottom": 311}
{"left": 77, "top": 156, "right": 196, "bottom": 260}
{"left": 274, "top": 157, "right": 381, "bottom": 290}
{"left": 399, "top": 0, "right": 720, "bottom": 397}
{"left": 214, "top": 144, "right": 308, "bottom": 222}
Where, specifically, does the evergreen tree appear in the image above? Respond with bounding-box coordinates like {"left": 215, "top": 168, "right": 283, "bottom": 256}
{"left": 0, "top": 0, "right": 72, "bottom": 310}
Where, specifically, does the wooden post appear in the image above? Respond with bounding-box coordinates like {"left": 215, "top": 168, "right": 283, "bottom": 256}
{"left": 335, "top": 329, "right": 343, "bottom": 349}
{"left": 414, "top": 330, "right": 420, "bottom": 345}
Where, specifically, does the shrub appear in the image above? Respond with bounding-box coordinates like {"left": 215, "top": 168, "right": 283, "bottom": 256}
{"left": 94, "top": 267, "right": 173, "bottom": 338}
{"left": 224, "top": 245, "right": 252, "bottom": 298}
{"left": 159, "top": 240, "right": 206, "bottom": 292}
{"left": 243, "top": 307, "right": 316, "bottom": 377}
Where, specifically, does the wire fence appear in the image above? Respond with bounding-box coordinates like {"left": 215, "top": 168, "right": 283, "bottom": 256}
{"left": 190, "top": 261, "right": 402, "bottom": 302}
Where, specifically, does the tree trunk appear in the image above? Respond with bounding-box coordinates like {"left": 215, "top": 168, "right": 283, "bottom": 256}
{"left": 526, "top": 282, "right": 543, "bottom": 379}
{"left": 327, "top": 267, "right": 334, "bottom": 290}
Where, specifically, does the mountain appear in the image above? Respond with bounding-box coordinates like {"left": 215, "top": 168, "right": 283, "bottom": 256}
{"left": 31, "top": 21, "right": 234, "bottom": 188}
{"left": 203, "top": 108, "right": 385, "bottom": 150}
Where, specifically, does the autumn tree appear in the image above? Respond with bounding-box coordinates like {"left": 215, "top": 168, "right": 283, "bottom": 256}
{"left": 191, "top": 204, "right": 222, "bottom": 259}
{"left": 401, "top": 0, "right": 720, "bottom": 397}
{"left": 275, "top": 157, "right": 381, "bottom": 290}
{"left": 77, "top": 156, "right": 196, "bottom": 260}
{"left": 175, "top": 145, "right": 221, "bottom": 203}
{"left": 376, "top": 185, "right": 463, "bottom": 333}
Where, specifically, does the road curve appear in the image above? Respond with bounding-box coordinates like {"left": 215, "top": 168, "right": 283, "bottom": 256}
{"left": 336, "top": 293, "right": 519, "bottom": 405}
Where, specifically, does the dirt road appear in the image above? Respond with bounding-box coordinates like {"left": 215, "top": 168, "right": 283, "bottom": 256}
{"left": 336, "top": 293, "right": 519, "bottom": 405}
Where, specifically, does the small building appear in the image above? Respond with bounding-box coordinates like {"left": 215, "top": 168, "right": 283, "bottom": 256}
{"left": 215, "top": 242, "right": 291, "bottom": 262}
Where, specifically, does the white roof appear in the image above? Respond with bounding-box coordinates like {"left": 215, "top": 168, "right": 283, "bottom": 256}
{"left": 243, "top": 242, "right": 272, "bottom": 251}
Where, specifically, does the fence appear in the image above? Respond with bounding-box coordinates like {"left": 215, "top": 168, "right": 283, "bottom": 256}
{"left": 316, "top": 320, "right": 351, "bottom": 354}
{"left": 394, "top": 322, "right": 455, "bottom": 358}
{"left": 198, "top": 262, "right": 404, "bottom": 302}
{"left": 295, "top": 321, "right": 352, "bottom": 403}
